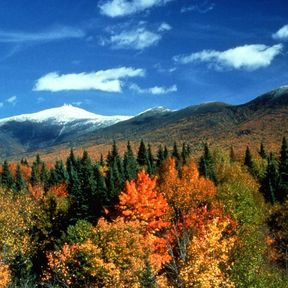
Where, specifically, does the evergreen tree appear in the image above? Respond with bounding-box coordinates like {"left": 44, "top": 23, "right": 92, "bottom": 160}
{"left": 260, "top": 153, "right": 278, "bottom": 204}
{"left": 106, "top": 166, "right": 116, "bottom": 206}
{"left": 54, "top": 160, "right": 68, "bottom": 184}
{"left": 78, "top": 151, "right": 97, "bottom": 221}
{"left": 156, "top": 145, "right": 165, "bottom": 167}
{"left": 244, "top": 146, "right": 254, "bottom": 175}
{"left": 198, "top": 143, "right": 217, "bottom": 183}
{"left": 181, "top": 143, "right": 191, "bottom": 165}
{"left": 172, "top": 142, "right": 180, "bottom": 161}
{"left": 66, "top": 148, "right": 77, "bottom": 174}
{"left": 1, "top": 161, "right": 14, "bottom": 189}
{"left": 163, "top": 145, "right": 169, "bottom": 159}
{"left": 137, "top": 139, "right": 148, "bottom": 166}
{"left": 15, "top": 164, "right": 26, "bottom": 193}
{"left": 30, "top": 162, "right": 40, "bottom": 186}
{"left": 93, "top": 165, "right": 108, "bottom": 216}
{"left": 278, "top": 137, "right": 288, "bottom": 202}
{"left": 123, "top": 141, "right": 138, "bottom": 180}
{"left": 35, "top": 154, "right": 42, "bottom": 165}
{"left": 107, "top": 141, "right": 124, "bottom": 180}
{"left": 259, "top": 142, "right": 267, "bottom": 159}
{"left": 20, "top": 158, "right": 29, "bottom": 166}
{"left": 40, "top": 162, "right": 49, "bottom": 191}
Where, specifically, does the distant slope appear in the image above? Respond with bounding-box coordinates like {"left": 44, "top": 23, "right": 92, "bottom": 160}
{"left": 77, "top": 86, "right": 288, "bottom": 152}
{"left": 1, "top": 87, "right": 288, "bottom": 159}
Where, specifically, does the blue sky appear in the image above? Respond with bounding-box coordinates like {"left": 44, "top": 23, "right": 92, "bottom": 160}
{"left": 0, "top": 0, "right": 288, "bottom": 117}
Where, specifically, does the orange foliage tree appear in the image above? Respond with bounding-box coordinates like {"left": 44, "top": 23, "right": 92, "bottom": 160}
{"left": 117, "top": 170, "right": 170, "bottom": 232}
{"left": 158, "top": 158, "right": 216, "bottom": 217}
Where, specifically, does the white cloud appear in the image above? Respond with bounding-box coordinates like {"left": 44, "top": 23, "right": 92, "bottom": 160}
{"left": 6, "top": 96, "right": 17, "bottom": 105}
{"left": 174, "top": 44, "right": 283, "bottom": 71}
{"left": 33, "top": 67, "right": 145, "bottom": 93}
{"left": 103, "top": 22, "right": 171, "bottom": 50}
{"left": 158, "top": 22, "right": 172, "bottom": 32}
{"left": 130, "top": 83, "right": 177, "bottom": 95}
{"left": 0, "top": 26, "right": 85, "bottom": 43}
{"left": 272, "top": 24, "right": 288, "bottom": 40}
{"left": 99, "top": 0, "right": 173, "bottom": 17}
{"left": 108, "top": 27, "right": 161, "bottom": 50}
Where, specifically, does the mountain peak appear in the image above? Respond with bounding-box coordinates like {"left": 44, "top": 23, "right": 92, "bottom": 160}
{"left": 0, "top": 105, "right": 131, "bottom": 125}
{"left": 137, "top": 106, "right": 173, "bottom": 117}
{"left": 246, "top": 86, "right": 288, "bottom": 108}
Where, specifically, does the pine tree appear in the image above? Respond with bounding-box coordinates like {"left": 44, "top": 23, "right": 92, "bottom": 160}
{"left": 172, "top": 142, "right": 180, "bottom": 161}
{"left": 15, "top": 164, "right": 26, "bottom": 193}
{"left": 181, "top": 143, "right": 191, "bottom": 165}
{"left": 107, "top": 141, "right": 124, "bottom": 180}
{"left": 30, "top": 162, "right": 40, "bottom": 186}
{"left": 40, "top": 162, "right": 49, "bottom": 191}
{"left": 123, "top": 141, "right": 138, "bottom": 181}
{"left": 260, "top": 153, "right": 278, "bottom": 204}
{"left": 163, "top": 145, "right": 169, "bottom": 159}
{"left": 66, "top": 148, "right": 77, "bottom": 173}
{"left": 94, "top": 165, "right": 108, "bottom": 207}
{"left": 244, "top": 146, "right": 254, "bottom": 173}
{"left": 1, "top": 161, "right": 14, "bottom": 189}
{"left": 156, "top": 145, "right": 165, "bottom": 167}
{"left": 137, "top": 139, "right": 148, "bottom": 166}
{"left": 278, "top": 137, "right": 288, "bottom": 202}
{"left": 199, "top": 143, "right": 217, "bottom": 183}
{"left": 36, "top": 154, "right": 42, "bottom": 165}
{"left": 259, "top": 142, "right": 267, "bottom": 159}
{"left": 54, "top": 160, "right": 68, "bottom": 184}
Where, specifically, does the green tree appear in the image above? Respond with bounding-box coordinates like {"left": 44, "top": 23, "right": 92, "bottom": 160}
{"left": 199, "top": 143, "right": 217, "bottom": 183}
{"left": 259, "top": 142, "right": 267, "bottom": 159}
{"left": 260, "top": 153, "right": 279, "bottom": 204}
{"left": 30, "top": 162, "right": 40, "bottom": 187}
{"left": 156, "top": 145, "right": 165, "bottom": 167}
{"left": 278, "top": 137, "right": 288, "bottom": 202}
{"left": 1, "top": 160, "right": 14, "bottom": 189}
{"left": 123, "top": 141, "right": 138, "bottom": 181}
{"left": 137, "top": 139, "right": 148, "bottom": 166}
{"left": 15, "top": 164, "right": 26, "bottom": 193}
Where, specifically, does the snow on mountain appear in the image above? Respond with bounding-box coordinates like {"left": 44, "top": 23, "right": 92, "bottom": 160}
{"left": 136, "top": 106, "right": 174, "bottom": 117}
{"left": 0, "top": 104, "right": 132, "bottom": 126}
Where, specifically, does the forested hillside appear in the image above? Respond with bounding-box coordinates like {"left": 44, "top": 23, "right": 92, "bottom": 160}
{"left": 0, "top": 139, "right": 288, "bottom": 287}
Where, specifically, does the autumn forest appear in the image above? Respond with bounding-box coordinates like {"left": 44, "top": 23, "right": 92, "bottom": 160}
{"left": 0, "top": 139, "right": 288, "bottom": 287}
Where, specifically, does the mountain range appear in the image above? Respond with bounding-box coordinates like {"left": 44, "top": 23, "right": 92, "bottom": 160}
{"left": 1, "top": 86, "right": 288, "bottom": 159}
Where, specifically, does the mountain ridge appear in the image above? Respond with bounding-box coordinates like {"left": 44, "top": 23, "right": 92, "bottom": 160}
{"left": 1, "top": 86, "right": 288, "bottom": 159}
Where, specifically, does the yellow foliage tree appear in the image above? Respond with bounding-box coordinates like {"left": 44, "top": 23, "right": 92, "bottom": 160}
{"left": 179, "top": 213, "right": 237, "bottom": 287}
{"left": 158, "top": 158, "right": 216, "bottom": 216}
{"left": 46, "top": 218, "right": 169, "bottom": 287}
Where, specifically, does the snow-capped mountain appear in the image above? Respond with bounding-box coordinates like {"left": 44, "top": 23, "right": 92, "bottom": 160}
{"left": 0, "top": 105, "right": 132, "bottom": 153}
{"left": 136, "top": 106, "right": 174, "bottom": 117}
{"left": 0, "top": 104, "right": 131, "bottom": 126}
